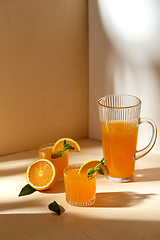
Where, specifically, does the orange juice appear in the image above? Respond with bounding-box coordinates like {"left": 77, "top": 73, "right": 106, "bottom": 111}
{"left": 38, "top": 146, "right": 68, "bottom": 180}
{"left": 100, "top": 120, "right": 138, "bottom": 179}
{"left": 64, "top": 164, "right": 96, "bottom": 207}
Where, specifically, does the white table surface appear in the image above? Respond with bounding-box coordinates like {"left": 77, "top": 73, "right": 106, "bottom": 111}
{"left": 0, "top": 138, "right": 160, "bottom": 240}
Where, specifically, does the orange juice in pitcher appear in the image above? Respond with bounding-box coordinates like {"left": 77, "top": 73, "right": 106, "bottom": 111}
{"left": 101, "top": 120, "right": 138, "bottom": 179}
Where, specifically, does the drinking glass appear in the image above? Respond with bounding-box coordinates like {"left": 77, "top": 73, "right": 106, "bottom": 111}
{"left": 64, "top": 163, "right": 96, "bottom": 207}
{"left": 38, "top": 142, "right": 68, "bottom": 181}
{"left": 98, "top": 94, "right": 157, "bottom": 182}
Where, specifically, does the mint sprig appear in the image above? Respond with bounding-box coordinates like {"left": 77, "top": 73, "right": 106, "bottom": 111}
{"left": 51, "top": 139, "right": 75, "bottom": 159}
{"left": 51, "top": 151, "right": 63, "bottom": 159}
{"left": 87, "top": 158, "right": 107, "bottom": 177}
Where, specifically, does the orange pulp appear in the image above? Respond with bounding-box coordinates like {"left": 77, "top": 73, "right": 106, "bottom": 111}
{"left": 26, "top": 159, "right": 57, "bottom": 190}
{"left": 100, "top": 120, "right": 138, "bottom": 179}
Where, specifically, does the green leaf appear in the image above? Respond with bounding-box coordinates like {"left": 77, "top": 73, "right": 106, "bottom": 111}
{"left": 63, "top": 140, "right": 75, "bottom": 151}
{"left": 51, "top": 150, "right": 63, "bottom": 159}
{"left": 63, "top": 145, "right": 75, "bottom": 151}
{"left": 100, "top": 158, "right": 105, "bottom": 165}
{"left": 48, "top": 201, "right": 60, "bottom": 215}
{"left": 18, "top": 184, "right": 37, "bottom": 197}
{"left": 95, "top": 166, "right": 104, "bottom": 175}
{"left": 51, "top": 140, "right": 75, "bottom": 159}
{"left": 63, "top": 139, "right": 74, "bottom": 150}
{"left": 87, "top": 168, "right": 96, "bottom": 177}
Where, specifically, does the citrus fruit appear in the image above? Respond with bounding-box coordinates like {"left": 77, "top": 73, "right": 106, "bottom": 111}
{"left": 26, "top": 159, "right": 57, "bottom": 191}
{"left": 52, "top": 138, "right": 81, "bottom": 153}
{"left": 78, "top": 160, "right": 108, "bottom": 175}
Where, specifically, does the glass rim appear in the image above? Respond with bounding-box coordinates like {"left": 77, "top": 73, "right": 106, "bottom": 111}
{"left": 64, "top": 163, "right": 96, "bottom": 179}
{"left": 98, "top": 94, "right": 141, "bottom": 109}
{"left": 38, "top": 142, "right": 55, "bottom": 152}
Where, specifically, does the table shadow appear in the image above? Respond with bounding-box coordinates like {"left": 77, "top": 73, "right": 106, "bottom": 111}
{"left": 92, "top": 191, "right": 155, "bottom": 208}
{"left": 42, "top": 180, "right": 65, "bottom": 194}
{"left": 1, "top": 213, "right": 160, "bottom": 239}
{"left": 132, "top": 167, "right": 160, "bottom": 182}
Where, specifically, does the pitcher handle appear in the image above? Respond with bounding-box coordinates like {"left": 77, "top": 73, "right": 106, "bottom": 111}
{"left": 134, "top": 118, "right": 157, "bottom": 160}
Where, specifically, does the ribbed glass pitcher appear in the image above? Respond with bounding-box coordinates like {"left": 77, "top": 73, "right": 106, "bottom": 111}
{"left": 98, "top": 94, "right": 157, "bottom": 182}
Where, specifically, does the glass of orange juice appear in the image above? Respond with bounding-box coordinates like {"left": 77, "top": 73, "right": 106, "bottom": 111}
{"left": 38, "top": 142, "right": 68, "bottom": 181}
{"left": 64, "top": 163, "right": 96, "bottom": 207}
{"left": 98, "top": 94, "right": 157, "bottom": 182}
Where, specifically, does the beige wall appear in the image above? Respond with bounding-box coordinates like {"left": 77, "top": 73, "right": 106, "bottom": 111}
{"left": 0, "top": 0, "right": 88, "bottom": 156}
{"left": 89, "top": 0, "right": 160, "bottom": 155}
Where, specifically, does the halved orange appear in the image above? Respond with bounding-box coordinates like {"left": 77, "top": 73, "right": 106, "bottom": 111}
{"left": 78, "top": 160, "right": 108, "bottom": 175}
{"left": 52, "top": 138, "right": 81, "bottom": 153}
{"left": 26, "top": 159, "right": 57, "bottom": 191}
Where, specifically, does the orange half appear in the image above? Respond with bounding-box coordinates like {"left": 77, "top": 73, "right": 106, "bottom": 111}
{"left": 26, "top": 159, "right": 57, "bottom": 191}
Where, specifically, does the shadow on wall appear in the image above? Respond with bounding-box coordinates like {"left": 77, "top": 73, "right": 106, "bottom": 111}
{"left": 90, "top": 0, "right": 160, "bottom": 154}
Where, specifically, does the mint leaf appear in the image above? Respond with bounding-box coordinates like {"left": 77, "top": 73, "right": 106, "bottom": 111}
{"left": 87, "top": 168, "right": 96, "bottom": 177}
{"left": 18, "top": 184, "right": 37, "bottom": 197}
{"left": 63, "top": 140, "right": 75, "bottom": 151}
{"left": 95, "top": 166, "right": 104, "bottom": 175}
{"left": 86, "top": 158, "right": 108, "bottom": 177}
{"left": 51, "top": 150, "right": 63, "bottom": 159}
{"left": 63, "top": 144, "right": 75, "bottom": 151}
{"left": 100, "top": 158, "right": 105, "bottom": 165}
{"left": 51, "top": 140, "right": 75, "bottom": 159}
{"left": 48, "top": 201, "right": 60, "bottom": 215}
